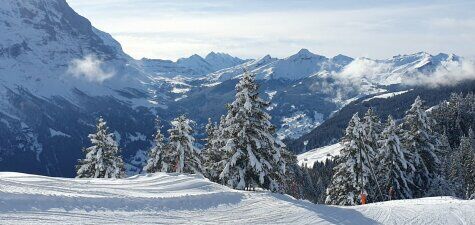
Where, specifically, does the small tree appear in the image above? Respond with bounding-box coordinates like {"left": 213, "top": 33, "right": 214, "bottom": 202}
{"left": 166, "top": 115, "right": 203, "bottom": 174}
{"left": 219, "top": 71, "right": 286, "bottom": 192}
{"left": 202, "top": 118, "right": 226, "bottom": 181}
{"left": 76, "top": 117, "right": 125, "bottom": 178}
{"left": 143, "top": 117, "right": 166, "bottom": 173}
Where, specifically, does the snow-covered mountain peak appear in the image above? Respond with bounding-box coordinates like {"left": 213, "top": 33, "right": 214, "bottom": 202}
{"left": 0, "top": 0, "right": 123, "bottom": 60}
{"left": 287, "top": 48, "right": 327, "bottom": 61}
{"left": 205, "top": 51, "right": 231, "bottom": 60}
{"left": 294, "top": 48, "right": 313, "bottom": 56}
{"left": 261, "top": 54, "right": 273, "bottom": 60}
{"left": 177, "top": 54, "right": 208, "bottom": 65}
{"left": 204, "top": 51, "right": 247, "bottom": 70}
{"left": 0, "top": 0, "right": 156, "bottom": 104}
{"left": 296, "top": 48, "right": 312, "bottom": 55}
{"left": 255, "top": 54, "right": 276, "bottom": 65}
{"left": 332, "top": 54, "right": 354, "bottom": 64}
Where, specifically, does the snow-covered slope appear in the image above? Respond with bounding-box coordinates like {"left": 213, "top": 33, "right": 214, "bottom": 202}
{"left": 1, "top": 172, "right": 474, "bottom": 225}
{"left": 363, "top": 90, "right": 411, "bottom": 102}
{"left": 297, "top": 143, "right": 343, "bottom": 168}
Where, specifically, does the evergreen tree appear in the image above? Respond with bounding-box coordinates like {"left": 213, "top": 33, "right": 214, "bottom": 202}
{"left": 326, "top": 113, "right": 374, "bottom": 205}
{"left": 362, "top": 108, "right": 382, "bottom": 149}
{"left": 143, "top": 117, "right": 166, "bottom": 173}
{"left": 400, "top": 96, "right": 441, "bottom": 197}
{"left": 166, "top": 115, "right": 203, "bottom": 174}
{"left": 202, "top": 118, "right": 226, "bottom": 181}
{"left": 361, "top": 108, "right": 384, "bottom": 201}
{"left": 448, "top": 142, "right": 465, "bottom": 197}
{"left": 459, "top": 129, "right": 475, "bottom": 199}
{"left": 76, "top": 117, "right": 125, "bottom": 178}
{"left": 377, "top": 116, "right": 414, "bottom": 200}
{"left": 438, "top": 131, "right": 452, "bottom": 180}
{"left": 218, "top": 71, "right": 286, "bottom": 192}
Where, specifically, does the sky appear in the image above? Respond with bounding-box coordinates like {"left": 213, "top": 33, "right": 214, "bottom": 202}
{"left": 66, "top": 0, "right": 475, "bottom": 61}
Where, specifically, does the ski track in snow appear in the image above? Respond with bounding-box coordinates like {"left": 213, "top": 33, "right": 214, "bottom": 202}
{"left": 0, "top": 172, "right": 474, "bottom": 225}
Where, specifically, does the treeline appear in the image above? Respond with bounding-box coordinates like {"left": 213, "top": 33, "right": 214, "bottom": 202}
{"left": 324, "top": 94, "right": 475, "bottom": 205}
{"left": 75, "top": 71, "right": 315, "bottom": 199}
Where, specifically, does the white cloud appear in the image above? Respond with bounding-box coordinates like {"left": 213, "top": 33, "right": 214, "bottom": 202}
{"left": 67, "top": 55, "right": 115, "bottom": 82}
{"left": 336, "top": 58, "right": 391, "bottom": 80}
{"left": 407, "top": 59, "right": 475, "bottom": 87}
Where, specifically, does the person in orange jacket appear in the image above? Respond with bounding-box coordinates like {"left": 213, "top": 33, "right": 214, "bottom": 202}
{"left": 359, "top": 190, "right": 367, "bottom": 205}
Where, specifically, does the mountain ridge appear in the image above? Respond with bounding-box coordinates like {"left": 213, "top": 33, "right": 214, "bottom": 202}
{"left": 138, "top": 52, "right": 248, "bottom": 78}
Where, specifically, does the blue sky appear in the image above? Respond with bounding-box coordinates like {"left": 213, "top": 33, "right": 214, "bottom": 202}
{"left": 67, "top": 0, "right": 475, "bottom": 60}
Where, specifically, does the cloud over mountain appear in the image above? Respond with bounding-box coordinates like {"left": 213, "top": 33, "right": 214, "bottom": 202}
{"left": 406, "top": 59, "right": 475, "bottom": 87}
{"left": 68, "top": 55, "right": 115, "bottom": 83}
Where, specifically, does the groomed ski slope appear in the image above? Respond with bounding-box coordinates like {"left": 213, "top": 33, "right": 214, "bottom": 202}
{"left": 0, "top": 172, "right": 474, "bottom": 225}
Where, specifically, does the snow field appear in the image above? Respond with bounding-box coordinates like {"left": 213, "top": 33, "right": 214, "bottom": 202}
{"left": 297, "top": 143, "right": 343, "bottom": 168}
{"left": 1, "top": 172, "right": 474, "bottom": 224}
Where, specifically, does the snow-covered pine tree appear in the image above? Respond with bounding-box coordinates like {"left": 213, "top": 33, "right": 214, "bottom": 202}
{"left": 76, "top": 117, "right": 125, "bottom": 178}
{"left": 202, "top": 118, "right": 226, "bottom": 181}
{"left": 426, "top": 129, "right": 456, "bottom": 197}
{"left": 361, "top": 108, "right": 384, "bottom": 201}
{"left": 143, "top": 117, "right": 167, "bottom": 173}
{"left": 438, "top": 131, "right": 452, "bottom": 180}
{"left": 363, "top": 108, "right": 382, "bottom": 148}
{"left": 400, "top": 96, "right": 441, "bottom": 197}
{"left": 448, "top": 145, "right": 464, "bottom": 197}
{"left": 218, "top": 71, "right": 286, "bottom": 192}
{"left": 166, "top": 115, "right": 203, "bottom": 174}
{"left": 377, "top": 116, "right": 414, "bottom": 200}
{"left": 459, "top": 129, "right": 475, "bottom": 199}
{"left": 326, "top": 113, "right": 374, "bottom": 205}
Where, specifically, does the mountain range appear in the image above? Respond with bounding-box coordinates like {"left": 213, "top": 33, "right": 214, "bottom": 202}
{"left": 0, "top": 0, "right": 472, "bottom": 177}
